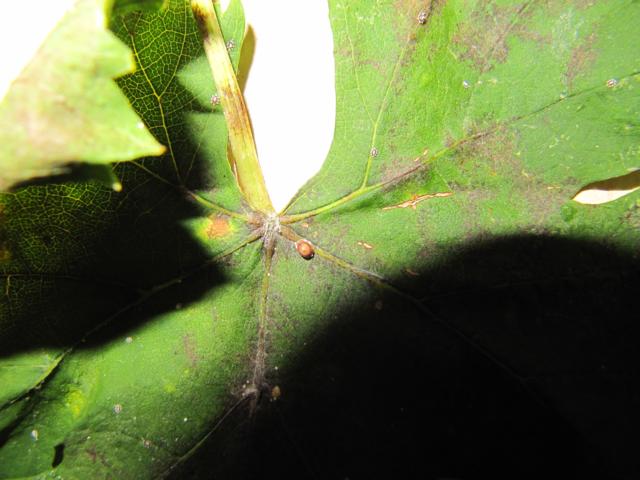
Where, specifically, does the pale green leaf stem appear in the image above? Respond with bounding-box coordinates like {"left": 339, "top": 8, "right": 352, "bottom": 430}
{"left": 190, "top": 0, "right": 274, "bottom": 213}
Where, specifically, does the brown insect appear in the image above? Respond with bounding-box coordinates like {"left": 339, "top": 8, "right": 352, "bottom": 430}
{"left": 295, "top": 239, "right": 315, "bottom": 260}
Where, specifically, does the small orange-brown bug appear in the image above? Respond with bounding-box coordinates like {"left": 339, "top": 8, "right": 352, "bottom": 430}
{"left": 295, "top": 239, "right": 315, "bottom": 260}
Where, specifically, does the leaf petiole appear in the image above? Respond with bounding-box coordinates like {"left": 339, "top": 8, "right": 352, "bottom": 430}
{"left": 190, "top": 0, "right": 274, "bottom": 214}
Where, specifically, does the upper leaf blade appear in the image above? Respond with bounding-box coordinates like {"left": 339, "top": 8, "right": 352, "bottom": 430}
{"left": 0, "top": 0, "right": 165, "bottom": 190}
{"left": 286, "top": 0, "right": 640, "bottom": 218}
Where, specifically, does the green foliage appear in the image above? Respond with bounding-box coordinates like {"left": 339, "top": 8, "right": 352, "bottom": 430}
{"left": 0, "top": 0, "right": 165, "bottom": 191}
{"left": 1, "top": 0, "right": 639, "bottom": 478}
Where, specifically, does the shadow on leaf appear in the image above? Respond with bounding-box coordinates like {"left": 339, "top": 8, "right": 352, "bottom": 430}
{"left": 177, "top": 234, "right": 639, "bottom": 480}
{"left": 0, "top": 173, "right": 225, "bottom": 359}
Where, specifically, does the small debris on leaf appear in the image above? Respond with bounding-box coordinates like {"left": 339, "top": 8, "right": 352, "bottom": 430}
{"left": 414, "top": 148, "right": 429, "bottom": 162}
{"left": 357, "top": 241, "right": 374, "bottom": 250}
{"left": 382, "top": 192, "right": 453, "bottom": 211}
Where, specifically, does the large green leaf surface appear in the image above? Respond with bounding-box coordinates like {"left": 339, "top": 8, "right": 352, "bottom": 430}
{"left": 1, "top": 0, "right": 640, "bottom": 478}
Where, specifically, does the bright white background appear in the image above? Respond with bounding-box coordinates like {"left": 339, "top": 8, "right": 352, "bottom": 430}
{"left": 233, "top": 0, "right": 335, "bottom": 210}
{"left": 0, "top": 1, "right": 336, "bottom": 211}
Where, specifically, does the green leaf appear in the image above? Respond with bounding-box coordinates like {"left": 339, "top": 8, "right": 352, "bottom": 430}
{"left": 2, "top": 1, "right": 640, "bottom": 478}
{"left": 0, "top": 0, "right": 165, "bottom": 191}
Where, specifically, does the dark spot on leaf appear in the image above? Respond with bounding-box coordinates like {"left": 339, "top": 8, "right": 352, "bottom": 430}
{"left": 566, "top": 33, "right": 598, "bottom": 90}
{"left": 85, "top": 445, "right": 110, "bottom": 468}
{"left": 453, "top": 3, "right": 534, "bottom": 72}
{"left": 52, "top": 443, "right": 64, "bottom": 467}
{"left": 183, "top": 333, "right": 199, "bottom": 368}
{"left": 190, "top": 3, "right": 211, "bottom": 40}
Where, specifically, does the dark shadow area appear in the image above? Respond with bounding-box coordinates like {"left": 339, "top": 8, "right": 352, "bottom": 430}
{"left": 9, "top": 163, "right": 122, "bottom": 192}
{"left": 0, "top": 10, "right": 252, "bottom": 463}
{"left": 0, "top": 161, "right": 226, "bottom": 359}
{"left": 0, "top": 56, "right": 236, "bottom": 360}
{"left": 176, "top": 234, "right": 640, "bottom": 480}
{"left": 51, "top": 443, "right": 64, "bottom": 468}
{"left": 0, "top": 125, "right": 230, "bottom": 455}
{"left": 0, "top": 5, "right": 251, "bottom": 359}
